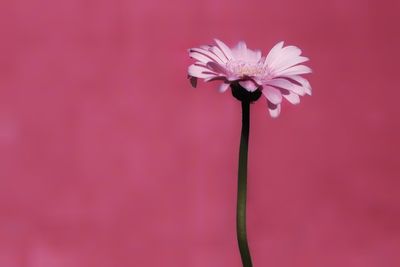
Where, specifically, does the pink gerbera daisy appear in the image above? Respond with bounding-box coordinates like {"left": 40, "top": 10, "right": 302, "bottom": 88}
{"left": 188, "top": 39, "right": 312, "bottom": 117}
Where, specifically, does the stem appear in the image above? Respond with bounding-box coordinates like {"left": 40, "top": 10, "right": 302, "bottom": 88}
{"left": 236, "top": 100, "right": 253, "bottom": 267}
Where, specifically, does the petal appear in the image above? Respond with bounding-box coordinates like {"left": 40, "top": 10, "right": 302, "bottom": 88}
{"left": 267, "top": 101, "right": 281, "bottom": 118}
{"left": 288, "top": 75, "right": 312, "bottom": 95}
{"left": 280, "top": 45, "right": 302, "bottom": 57}
{"left": 265, "top": 78, "right": 306, "bottom": 96}
{"left": 273, "top": 56, "right": 309, "bottom": 73}
{"left": 227, "top": 75, "right": 240, "bottom": 81}
{"left": 189, "top": 48, "right": 225, "bottom": 65}
{"left": 283, "top": 91, "right": 300, "bottom": 104}
{"left": 275, "top": 65, "right": 312, "bottom": 76}
{"left": 268, "top": 45, "right": 302, "bottom": 70}
{"left": 254, "top": 50, "right": 262, "bottom": 61}
{"left": 204, "top": 76, "right": 227, "bottom": 82}
{"left": 236, "top": 41, "right": 247, "bottom": 51}
{"left": 239, "top": 80, "right": 259, "bottom": 92}
{"left": 262, "top": 86, "right": 283, "bottom": 104}
{"left": 210, "top": 46, "right": 229, "bottom": 63}
{"left": 231, "top": 41, "right": 248, "bottom": 59}
{"left": 206, "top": 61, "right": 227, "bottom": 75}
{"left": 188, "top": 64, "right": 213, "bottom": 75}
{"left": 218, "top": 82, "right": 231, "bottom": 93}
{"left": 246, "top": 49, "right": 262, "bottom": 63}
{"left": 188, "top": 64, "right": 217, "bottom": 79}
{"left": 200, "top": 45, "right": 211, "bottom": 50}
{"left": 189, "top": 51, "right": 212, "bottom": 64}
{"left": 214, "top": 39, "right": 233, "bottom": 60}
{"left": 264, "top": 41, "right": 284, "bottom": 67}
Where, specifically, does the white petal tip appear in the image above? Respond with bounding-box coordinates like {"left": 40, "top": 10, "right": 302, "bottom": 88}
{"left": 218, "top": 82, "right": 230, "bottom": 93}
{"left": 267, "top": 101, "right": 281, "bottom": 118}
{"left": 269, "top": 110, "right": 280, "bottom": 118}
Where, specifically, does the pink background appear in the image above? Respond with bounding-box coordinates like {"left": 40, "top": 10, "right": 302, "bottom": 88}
{"left": 1, "top": 0, "right": 399, "bottom": 266}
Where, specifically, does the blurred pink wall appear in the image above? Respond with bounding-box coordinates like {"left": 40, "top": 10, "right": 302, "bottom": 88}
{"left": 1, "top": 0, "right": 399, "bottom": 266}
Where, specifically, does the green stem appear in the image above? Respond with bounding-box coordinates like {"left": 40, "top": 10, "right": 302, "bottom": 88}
{"left": 236, "top": 100, "right": 253, "bottom": 267}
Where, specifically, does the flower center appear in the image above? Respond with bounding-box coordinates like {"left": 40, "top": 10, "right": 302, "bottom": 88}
{"left": 226, "top": 60, "right": 266, "bottom": 77}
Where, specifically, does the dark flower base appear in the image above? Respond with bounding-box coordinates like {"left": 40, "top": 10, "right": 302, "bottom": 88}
{"left": 231, "top": 82, "right": 262, "bottom": 103}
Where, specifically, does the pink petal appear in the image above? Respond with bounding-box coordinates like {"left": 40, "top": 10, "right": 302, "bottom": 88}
{"left": 264, "top": 41, "right": 284, "bottom": 67}
{"left": 204, "top": 76, "right": 227, "bottom": 82}
{"left": 280, "top": 45, "right": 302, "bottom": 57}
{"left": 236, "top": 41, "right": 247, "bottom": 51}
{"left": 226, "top": 74, "right": 240, "bottom": 81}
{"left": 188, "top": 64, "right": 213, "bottom": 74}
{"left": 239, "top": 80, "right": 259, "bottom": 92}
{"left": 283, "top": 91, "right": 300, "bottom": 104}
{"left": 218, "top": 82, "right": 230, "bottom": 93}
{"left": 189, "top": 51, "right": 212, "bottom": 64}
{"left": 262, "top": 86, "right": 283, "bottom": 104}
{"left": 267, "top": 101, "right": 281, "bottom": 118}
{"left": 273, "top": 56, "right": 309, "bottom": 73}
{"left": 200, "top": 45, "right": 211, "bottom": 49}
{"left": 189, "top": 48, "right": 225, "bottom": 65}
{"left": 214, "top": 39, "right": 233, "bottom": 60}
{"left": 265, "top": 78, "right": 306, "bottom": 96}
{"left": 288, "top": 75, "right": 312, "bottom": 95}
{"left": 232, "top": 41, "right": 248, "bottom": 59}
{"left": 188, "top": 64, "right": 217, "bottom": 79}
{"left": 206, "top": 61, "right": 227, "bottom": 75}
{"left": 210, "top": 46, "right": 229, "bottom": 63}
{"left": 246, "top": 49, "right": 262, "bottom": 63}
{"left": 275, "top": 65, "right": 312, "bottom": 76}
{"left": 268, "top": 46, "right": 302, "bottom": 70}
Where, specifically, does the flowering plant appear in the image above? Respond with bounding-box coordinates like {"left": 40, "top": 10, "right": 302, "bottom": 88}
{"left": 188, "top": 39, "right": 312, "bottom": 117}
{"left": 188, "top": 39, "right": 312, "bottom": 267}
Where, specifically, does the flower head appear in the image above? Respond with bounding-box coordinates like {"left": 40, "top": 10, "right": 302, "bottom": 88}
{"left": 188, "top": 39, "right": 312, "bottom": 118}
